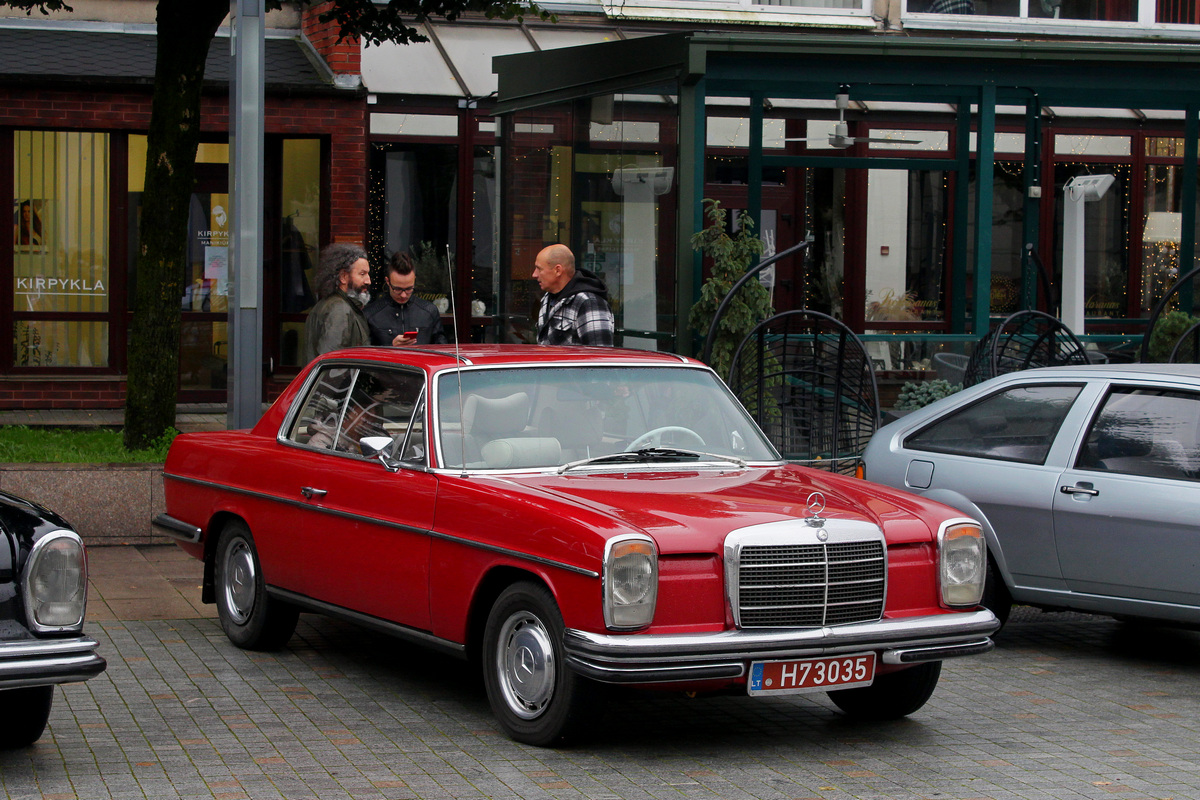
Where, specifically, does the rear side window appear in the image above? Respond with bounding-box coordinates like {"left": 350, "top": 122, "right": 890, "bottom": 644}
{"left": 286, "top": 365, "right": 426, "bottom": 460}
{"left": 1075, "top": 387, "right": 1200, "bottom": 481}
{"left": 904, "top": 383, "right": 1083, "bottom": 464}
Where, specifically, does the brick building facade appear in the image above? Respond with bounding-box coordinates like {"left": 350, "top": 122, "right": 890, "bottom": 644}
{"left": 0, "top": 5, "right": 366, "bottom": 408}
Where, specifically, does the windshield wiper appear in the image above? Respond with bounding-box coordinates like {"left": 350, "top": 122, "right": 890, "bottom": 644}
{"left": 558, "top": 447, "right": 746, "bottom": 474}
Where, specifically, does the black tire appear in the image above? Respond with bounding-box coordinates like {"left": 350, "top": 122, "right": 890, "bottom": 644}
{"left": 481, "top": 582, "right": 592, "bottom": 746}
{"left": 0, "top": 686, "right": 54, "bottom": 748}
{"left": 982, "top": 553, "right": 1013, "bottom": 629}
{"left": 827, "top": 661, "right": 942, "bottom": 720}
{"left": 214, "top": 521, "right": 298, "bottom": 650}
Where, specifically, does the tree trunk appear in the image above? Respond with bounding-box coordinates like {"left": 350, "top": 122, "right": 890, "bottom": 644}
{"left": 123, "top": 0, "right": 228, "bottom": 449}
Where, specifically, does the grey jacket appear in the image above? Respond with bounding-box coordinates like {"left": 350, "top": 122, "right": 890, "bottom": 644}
{"left": 303, "top": 291, "right": 370, "bottom": 363}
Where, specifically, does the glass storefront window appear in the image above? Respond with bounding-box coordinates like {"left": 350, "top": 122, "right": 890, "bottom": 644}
{"left": 805, "top": 168, "right": 847, "bottom": 319}
{"left": 179, "top": 319, "right": 229, "bottom": 391}
{"left": 967, "top": 161, "right": 1027, "bottom": 315}
{"left": 129, "top": 135, "right": 232, "bottom": 391}
{"left": 12, "top": 130, "right": 111, "bottom": 367}
{"left": 368, "top": 142, "right": 458, "bottom": 331}
{"left": 1143, "top": 163, "right": 1185, "bottom": 315}
{"left": 860, "top": 169, "right": 949, "bottom": 369}
{"left": 279, "top": 138, "right": 322, "bottom": 366}
{"left": 14, "top": 320, "right": 108, "bottom": 368}
{"left": 471, "top": 145, "right": 498, "bottom": 319}
{"left": 500, "top": 93, "right": 679, "bottom": 349}
{"left": 864, "top": 169, "right": 948, "bottom": 326}
{"left": 907, "top": 0, "right": 1137, "bottom": 21}
{"left": 1146, "top": 137, "right": 1185, "bottom": 157}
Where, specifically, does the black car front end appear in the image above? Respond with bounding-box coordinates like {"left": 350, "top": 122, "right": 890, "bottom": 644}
{"left": 1, "top": 491, "right": 106, "bottom": 747}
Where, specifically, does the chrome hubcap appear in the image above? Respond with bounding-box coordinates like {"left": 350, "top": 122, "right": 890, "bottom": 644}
{"left": 222, "top": 539, "right": 256, "bottom": 625}
{"left": 495, "top": 611, "right": 555, "bottom": 719}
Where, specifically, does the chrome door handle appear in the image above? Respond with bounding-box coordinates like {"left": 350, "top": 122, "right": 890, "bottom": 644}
{"left": 1059, "top": 484, "right": 1099, "bottom": 497}
{"left": 300, "top": 486, "right": 327, "bottom": 500}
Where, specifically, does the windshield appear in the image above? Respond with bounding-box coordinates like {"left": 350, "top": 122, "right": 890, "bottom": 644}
{"left": 435, "top": 365, "right": 780, "bottom": 469}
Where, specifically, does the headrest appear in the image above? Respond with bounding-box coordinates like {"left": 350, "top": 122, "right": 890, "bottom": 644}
{"left": 481, "top": 437, "right": 562, "bottom": 469}
{"left": 462, "top": 392, "right": 530, "bottom": 437}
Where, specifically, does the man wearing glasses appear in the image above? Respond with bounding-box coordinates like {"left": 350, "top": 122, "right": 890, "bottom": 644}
{"left": 365, "top": 251, "right": 449, "bottom": 346}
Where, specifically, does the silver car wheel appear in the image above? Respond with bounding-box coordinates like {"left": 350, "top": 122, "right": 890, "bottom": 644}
{"left": 221, "top": 538, "right": 257, "bottom": 626}
{"left": 495, "top": 610, "right": 555, "bottom": 719}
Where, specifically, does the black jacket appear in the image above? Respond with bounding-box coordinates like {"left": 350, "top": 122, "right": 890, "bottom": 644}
{"left": 363, "top": 294, "right": 448, "bottom": 345}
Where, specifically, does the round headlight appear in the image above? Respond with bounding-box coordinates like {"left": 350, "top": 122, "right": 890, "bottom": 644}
{"left": 23, "top": 531, "right": 88, "bottom": 632}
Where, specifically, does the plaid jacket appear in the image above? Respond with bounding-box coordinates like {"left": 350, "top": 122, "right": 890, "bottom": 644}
{"left": 537, "top": 288, "right": 615, "bottom": 346}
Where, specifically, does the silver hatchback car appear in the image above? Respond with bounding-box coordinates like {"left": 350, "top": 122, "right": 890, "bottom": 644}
{"left": 863, "top": 363, "right": 1200, "bottom": 627}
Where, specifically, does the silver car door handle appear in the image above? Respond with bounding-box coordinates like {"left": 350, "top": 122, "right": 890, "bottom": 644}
{"left": 300, "top": 486, "right": 327, "bottom": 500}
{"left": 1059, "top": 484, "right": 1099, "bottom": 497}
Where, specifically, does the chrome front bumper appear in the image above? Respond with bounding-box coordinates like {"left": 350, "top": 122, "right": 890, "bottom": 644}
{"left": 0, "top": 635, "right": 107, "bottom": 690}
{"left": 564, "top": 609, "right": 999, "bottom": 684}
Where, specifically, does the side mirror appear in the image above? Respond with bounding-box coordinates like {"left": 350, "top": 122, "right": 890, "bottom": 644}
{"left": 359, "top": 436, "right": 393, "bottom": 457}
{"left": 359, "top": 436, "right": 401, "bottom": 472}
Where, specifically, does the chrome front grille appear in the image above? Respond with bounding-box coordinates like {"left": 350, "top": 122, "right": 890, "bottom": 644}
{"left": 734, "top": 538, "right": 886, "bottom": 628}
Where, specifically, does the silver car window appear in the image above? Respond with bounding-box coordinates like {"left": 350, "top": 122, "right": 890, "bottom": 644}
{"left": 1075, "top": 387, "right": 1200, "bottom": 481}
{"left": 904, "top": 383, "right": 1084, "bottom": 464}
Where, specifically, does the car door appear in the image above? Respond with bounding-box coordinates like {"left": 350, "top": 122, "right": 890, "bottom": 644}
{"left": 898, "top": 382, "right": 1087, "bottom": 588}
{"left": 275, "top": 363, "right": 435, "bottom": 630}
{"left": 1053, "top": 384, "right": 1200, "bottom": 607}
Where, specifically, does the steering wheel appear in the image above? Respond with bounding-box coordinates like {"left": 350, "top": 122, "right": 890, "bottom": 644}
{"left": 626, "top": 426, "right": 706, "bottom": 452}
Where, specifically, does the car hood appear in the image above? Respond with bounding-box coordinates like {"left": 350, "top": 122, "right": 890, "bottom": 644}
{"left": 490, "top": 465, "right": 936, "bottom": 555}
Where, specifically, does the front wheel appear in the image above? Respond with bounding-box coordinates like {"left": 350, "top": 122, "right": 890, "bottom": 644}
{"left": 0, "top": 686, "right": 54, "bottom": 748}
{"left": 482, "top": 582, "right": 591, "bottom": 746}
{"left": 214, "top": 521, "right": 298, "bottom": 650}
{"left": 827, "top": 662, "right": 942, "bottom": 720}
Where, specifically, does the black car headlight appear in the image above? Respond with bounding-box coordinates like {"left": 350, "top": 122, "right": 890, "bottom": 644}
{"left": 22, "top": 530, "right": 88, "bottom": 632}
{"left": 603, "top": 535, "right": 657, "bottom": 630}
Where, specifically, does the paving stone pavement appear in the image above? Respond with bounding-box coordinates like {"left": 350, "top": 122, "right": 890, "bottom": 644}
{"left": 3, "top": 546, "right": 1200, "bottom": 800}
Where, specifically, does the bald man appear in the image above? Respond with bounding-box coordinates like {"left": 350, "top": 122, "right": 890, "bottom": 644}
{"left": 532, "top": 244, "right": 615, "bottom": 346}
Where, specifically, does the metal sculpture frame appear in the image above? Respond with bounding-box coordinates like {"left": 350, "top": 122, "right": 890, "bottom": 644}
{"left": 727, "top": 309, "right": 880, "bottom": 474}
{"left": 962, "top": 309, "right": 1089, "bottom": 388}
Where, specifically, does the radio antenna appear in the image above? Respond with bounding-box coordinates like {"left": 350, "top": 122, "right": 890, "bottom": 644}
{"left": 446, "top": 244, "right": 467, "bottom": 477}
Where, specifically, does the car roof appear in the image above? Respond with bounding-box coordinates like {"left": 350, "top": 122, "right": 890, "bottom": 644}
{"left": 1004, "top": 362, "right": 1200, "bottom": 381}
{"left": 254, "top": 345, "right": 708, "bottom": 437}
{"left": 312, "top": 344, "right": 701, "bottom": 372}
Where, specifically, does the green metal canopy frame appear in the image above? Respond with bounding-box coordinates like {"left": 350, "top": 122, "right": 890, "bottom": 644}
{"left": 494, "top": 31, "right": 1200, "bottom": 352}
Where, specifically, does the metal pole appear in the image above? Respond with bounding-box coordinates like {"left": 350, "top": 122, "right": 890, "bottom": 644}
{"left": 228, "top": 0, "right": 266, "bottom": 429}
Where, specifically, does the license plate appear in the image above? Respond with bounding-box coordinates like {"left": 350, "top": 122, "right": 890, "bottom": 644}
{"left": 747, "top": 653, "right": 876, "bottom": 696}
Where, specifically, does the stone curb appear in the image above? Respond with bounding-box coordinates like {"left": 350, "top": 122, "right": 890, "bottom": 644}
{"left": 0, "top": 462, "right": 170, "bottom": 546}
